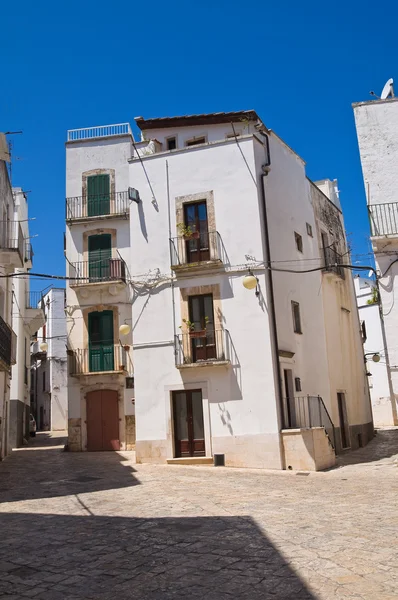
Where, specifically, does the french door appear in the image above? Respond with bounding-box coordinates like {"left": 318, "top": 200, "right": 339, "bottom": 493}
{"left": 184, "top": 201, "right": 210, "bottom": 263}
{"left": 87, "top": 174, "right": 110, "bottom": 217}
{"left": 88, "top": 311, "right": 114, "bottom": 372}
{"left": 188, "top": 294, "right": 216, "bottom": 362}
{"left": 88, "top": 234, "right": 111, "bottom": 282}
{"left": 173, "top": 390, "right": 205, "bottom": 457}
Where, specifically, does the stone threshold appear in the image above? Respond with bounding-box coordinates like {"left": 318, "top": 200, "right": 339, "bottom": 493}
{"left": 166, "top": 457, "right": 214, "bottom": 466}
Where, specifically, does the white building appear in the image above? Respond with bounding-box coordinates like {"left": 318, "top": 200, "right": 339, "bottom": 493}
{"left": 354, "top": 276, "right": 394, "bottom": 426}
{"left": 65, "top": 124, "right": 135, "bottom": 452}
{"left": 127, "top": 111, "right": 373, "bottom": 470}
{"left": 9, "top": 188, "right": 46, "bottom": 448}
{"left": 31, "top": 288, "right": 67, "bottom": 431}
{"left": 353, "top": 85, "right": 398, "bottom": 426}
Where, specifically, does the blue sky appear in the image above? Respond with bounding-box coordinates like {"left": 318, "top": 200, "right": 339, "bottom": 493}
{"left": 0, "top": 0, "right": 394, "bottom": 290}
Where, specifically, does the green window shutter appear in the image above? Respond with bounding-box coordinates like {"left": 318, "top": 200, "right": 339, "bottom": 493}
{"left": 88, "top": 234, "right": 112, "bottom": 281}
{"left": 87, "top": 175, "right": 110, "bottom": 216}
{"left": 88, "top": 310, "right": 114, "bottom": 372}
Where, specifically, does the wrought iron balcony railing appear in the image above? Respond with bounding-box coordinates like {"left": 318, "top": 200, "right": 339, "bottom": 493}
{"left": 0, "top": 220, "right": 24, "bottom": 262}
{"left": 175, "top": 328, "right": 231, "bottom": 367}
{"left": 368, "top": 202, "right": 398, "bottom": 236}
{"left": 170, "top": 230, "right": 224, "bottom": 268}
{"left": 26, "top": 291, "right": 45, "bottom": 310}
{"left": 69, "top": 258, "right": 127, "bottom": 286}
{"left": 66, "top": 191, "right": 130, "bottom": 220}
{"left": 0, "top": 315, "right": 17, "bottom": 369}
{"left": 24, "top": 242, "right": 33, "bottom": 263}
{"left": 283, "top": 395, "right": 335, "bottom": 449}
{"left": 69, "top": 344, "right": 132, "bottom": 376}
{"left": 322, "top": 246, "right": 345, "bottom": 279}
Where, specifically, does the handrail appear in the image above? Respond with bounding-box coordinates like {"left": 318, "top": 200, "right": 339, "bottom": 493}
{"left": 66, "top": 191, "right": 130, "bottom": 220}
{"left": 283, "top": 395, "right": 335, "bottom": 449}
{"left": 67, "top": 123, "right": 132, "bottom": 142}
{"left": 368, "top": 202, "right": 398, "bottom": 236}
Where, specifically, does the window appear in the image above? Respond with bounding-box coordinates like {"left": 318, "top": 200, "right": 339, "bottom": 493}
{"left": 42, "top": 371, "right": 46, "bottom": 392}
{"left": 186, "top": 137, "right": 206, "bottom": 147}
{"left": 166, "top": 137, "right": 177, "bottom": 151}
{"left": 226, "top": 131, "right": 241, "bottom": 139}
{"left": 294, "top": 232, "right": 303, "bottom": 253}
{"left": 306, "top": 223, "right": 313, "bottom": 237}
{"left": 87, "top": 174, "right": 110, "bottom": 217}
{"left": 292, "top": 301, "right": 302, "bottom": 334}
{"left": 295, "top": 377, "right": 302, "bottom": 392}
{"left": 361, "top": 320, "right": 367, "bottom": 343}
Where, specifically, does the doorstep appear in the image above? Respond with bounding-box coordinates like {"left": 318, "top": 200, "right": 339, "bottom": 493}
{"left": 166, "top": 457, "right": 214, "bottom": 466}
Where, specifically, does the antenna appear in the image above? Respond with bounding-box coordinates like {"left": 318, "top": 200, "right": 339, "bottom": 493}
{"left": 4, "top": 131, "right": 23, "bottom": 184}
{"left": 381, "top": 78, "right": 394, "bottom": 100}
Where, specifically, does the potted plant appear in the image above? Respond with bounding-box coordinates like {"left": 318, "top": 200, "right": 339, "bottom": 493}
{"left": 177, "top": 222, "right": 200, "bottom": 240}
{"left": 180, "top": 317, "right": 209, "bottom": 338}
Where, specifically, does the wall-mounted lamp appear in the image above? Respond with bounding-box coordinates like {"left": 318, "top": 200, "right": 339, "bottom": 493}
{"left": 242, "top": 269, "right": 260, "bottom": 297}
{"left": 39, "top": 342, "right": 48, "bottom": 352}
{"left": 119, "top": 323, "right": 131, "bottom": 336}
{"left": 365, "top": 352, "right": 381, "bottom": 363}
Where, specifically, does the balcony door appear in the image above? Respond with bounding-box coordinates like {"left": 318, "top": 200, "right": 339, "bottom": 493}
{"left": 87, "top": 174, "right": 110, "bottom": 217}
{"left": 189, "top": 294, "right": 216, "bottom": 362}
{"left": 184, "top": 201, "right": 210, "bottom": 263}
{"left": 173, "top": 390, "right": 205, "bottom": 457}
{"left": 88, "top": 310, "right": 114, "bottom": 372}
{"left": 88, "top": 234, "right": 111, "bottom": 282}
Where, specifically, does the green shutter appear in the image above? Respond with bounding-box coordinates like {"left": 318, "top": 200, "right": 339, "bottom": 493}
{"left": 88, "top": 234, "right": 111, "bottom": 281}
{"left": 87, "top": 175, "right": 110, "bottom": 216}
{"left": 88, "top": 310, "right": 114, "bottom": 372}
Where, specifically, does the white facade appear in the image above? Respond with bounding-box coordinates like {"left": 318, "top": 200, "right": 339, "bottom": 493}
{"left": 65, "top": 127, "right": 135, "bottom": 452}
{"left": 31, "top": 288, "right": 67, "bottom": 431}
{"left": 353, "top": 93, "right": 398, "bottom": 426}
{"left": 354, "top": 276, "right": 395, "bottom": 426}
{"left": 128, "top": 112, "right": 372, "bottom": 468}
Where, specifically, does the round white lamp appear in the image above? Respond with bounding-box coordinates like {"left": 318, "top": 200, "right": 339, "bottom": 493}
{"left": 243, "top": 274, "right": 258, "bottom": 290}
{"left": 39, "top": 342, "right": 48, "bottom": 352}
{"left": 119, "top": 323, "right": 131, "bottom": 336}
{"left": 372, "top": 353, "right": 381, "bottom": 363}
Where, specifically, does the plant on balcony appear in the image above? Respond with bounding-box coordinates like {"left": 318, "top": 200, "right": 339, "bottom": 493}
{"left": 180, "top": 317, "right": 209, "bottom": 338}
{"left": 176, "top": 223, "right": 200, "bottom": 240}
{"left": 367, "top": 286, "right": 379, "bottom": 305}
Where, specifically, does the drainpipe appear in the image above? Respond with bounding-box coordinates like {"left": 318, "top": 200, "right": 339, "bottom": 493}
{"left": 258, "top": 164, "right": 285, "bottom": 435}
{"left": 166, "top": 161, "right": 177, "bottom": 361}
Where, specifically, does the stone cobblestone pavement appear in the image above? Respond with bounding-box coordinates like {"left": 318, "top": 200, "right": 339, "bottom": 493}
{"left": 0, "top": 429, "right": 397, "bottom": 599}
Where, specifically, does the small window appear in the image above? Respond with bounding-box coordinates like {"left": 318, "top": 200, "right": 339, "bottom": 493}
{"left": 306, "top": 223, "right": 313, "bottom": 237}
{"left": 186, "top": 137, "right": 206, "bottom": 147}
{"left": 294, "top": 232, "right": 303, "bottom": 253}
{"left": 292, "top": 301, "right": 302, "bottom": 334}
{"left": 361, "top": 320, "right": 367, "bottom": 343}
{"left": 295, "top": 377, "right": 302, "bottom": 392}
{"left": 166, "top": 137, "right": 176, "bottom": 151}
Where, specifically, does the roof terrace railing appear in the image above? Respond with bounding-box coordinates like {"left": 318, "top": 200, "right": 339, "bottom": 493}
{"left": 67, "top": 123, "right": 132, "bottom": 142}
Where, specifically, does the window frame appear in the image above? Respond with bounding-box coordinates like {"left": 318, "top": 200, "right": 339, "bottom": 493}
{"left": 291, "top": 301, "right": 302, "bottom": 334}
{"left": 185, "top": 136, "right": 207, "bottom": 147}
{"left": 294, "top": 377, "right": 302, "bottom": 392}
{"left": 166, "top": 136, "right": 177, "bottom": 151}
{"left": 294, "top": 231, "right": 303, "bottom": 253}
{"left": 306, "top": 222, "right": 313, "bottom": 237}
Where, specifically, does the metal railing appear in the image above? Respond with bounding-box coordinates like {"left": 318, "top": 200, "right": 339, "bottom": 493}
{"left": 69, "top": 258, "right": 127, "bottom": 286}
{"left": 26, "top": 291, "right": 45, "bottom": 309}
{"left": 24, "top": 242, "right": 33, "bottom": 263}
{"left": 368, "top": 202, "right": 398, "bottom": 236}
{"left": 175, "top": 328, "right": 231, "bottom": 366}
{"left": 170, "top": 231, "right": 223, "bottom": 267}
{"left": 0, "top": 220, "right": 24, "bottom": 261}
{"left": 66, "top": 191, "right": 130, "bottom": 220}
{"left": 323, "top": 246, "right": 345, "bottom": 279}
{"left": 0, "top": 315, "right": 17, "bottom": 368}
{"left": 69, "top": 344, "right": 132, "bottom": 375}
{"left": 67, "top": 123, "right": 132, "bottom": 142}
{"left": 283, "top": 395, "right": 335, "bottom": 449}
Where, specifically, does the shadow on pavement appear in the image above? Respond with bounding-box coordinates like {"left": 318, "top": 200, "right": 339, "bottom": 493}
{"left": 336, "top": 427, "right": 398, "bottom": 467}
{"left": 0, "top": 513, "right": 316, "bottom": 599}
{"left": 0, "top": 433, "right": 139, "bottom": 503}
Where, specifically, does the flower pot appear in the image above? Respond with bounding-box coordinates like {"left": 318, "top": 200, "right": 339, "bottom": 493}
{"left": 119, "top": 365, "right": 125, "bottom": 371}
{"left": 123, "top": 345, "right": 130, "bottom": 351}
{"left": 189, "top": 330, "right": 206, "bottom": 339}
{"left": 184, "top": 231, "right": 200, "bottom": 241}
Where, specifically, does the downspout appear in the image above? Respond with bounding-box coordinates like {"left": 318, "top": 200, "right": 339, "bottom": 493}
{"left": 166, "top": 161, "right": 177, "bottom": 362}
{"left": 258, "top": 148, "right": 285, "bottom": 440}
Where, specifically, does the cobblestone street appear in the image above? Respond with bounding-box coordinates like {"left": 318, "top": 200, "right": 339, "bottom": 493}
{"left": 0, "top": 430, "right": 397, "bottom": 599}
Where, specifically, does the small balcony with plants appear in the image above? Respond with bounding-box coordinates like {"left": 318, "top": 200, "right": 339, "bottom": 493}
{"left": 175, "top": 320, "right": 231, "bottom": 369}
{"left": 170, "top": 223, "right": 225, "bottom": 273}
{"left": 69, "top": 343, "right": 133, "bottom": 377}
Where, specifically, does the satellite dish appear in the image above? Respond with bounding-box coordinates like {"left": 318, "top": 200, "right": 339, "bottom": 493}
{"left": 381, "top": 78, "right": 394, "bottom": 100}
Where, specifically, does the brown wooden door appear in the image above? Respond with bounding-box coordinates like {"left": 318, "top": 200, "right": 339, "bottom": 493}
{"left": 189, "top": 294, "right": 216, "bottom": 362}
{"left": 173, "top": 390, "right": 205, "bottom": 457}
{"left": 86, "top": 390, "right": 120, "bottom": 451}
{"left": 184, "top": 201, "right": 210, "bottom": 263}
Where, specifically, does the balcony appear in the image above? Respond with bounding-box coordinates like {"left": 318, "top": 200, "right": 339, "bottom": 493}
{"left": 322, "top": 246, "right": 345, "bottom": 279}
{"left": 0, "top": 221, "right": 24, "bottom": 268}
{"left": 24, "top": 242, "right": 33, "bottom": 267}
{"left": 368, "top": 202, "right": 398, "bottom": 237}
{"left": 25, "top": 292, "right": 46, "bottom": 335}
{"left": 67, "top": 123, "right": 132, "bottom": 142}
{"left": 69, "top": 344, "right": 132, "bottom": 376}
{"left": 175, "top": 329, "right": 231, "bottom": 368}
{"left": 170, "top": 231, "right": 224, "bottom": 272}
{"left": 282, "top": 395, "right": 336, "bottom": 449}
{"left": 66, "top": 191, "right": 130, "bottom": 222}
{"left": 0, "top": 315, "right": 17, "bottom": 370}
{"left": 69, "top": 258, "right": 127, "bottom": 288}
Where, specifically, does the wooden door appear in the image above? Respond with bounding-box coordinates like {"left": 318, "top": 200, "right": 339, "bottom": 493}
{"left": 88, "top": 311, "right": 114, "bottom": 372}
{"left": 173, "top": 390, "right": 205, "bottom": 457}
{"left": 184, "top": 201, "right": 210, "bottom": 263}
{"left": 283, "top": 369, "right": 296, "bottom": 428}
{"left": 189, "top": 294, "right": 216, "bottom": 362}
{"left": 88, "top": 234, "right": 111, "bottom": 282}
{"left": 87, "top": 390, "right": 120, "bottom": 451}
{"left": 87, "top": 174, "right": 110, "bottom": 217}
